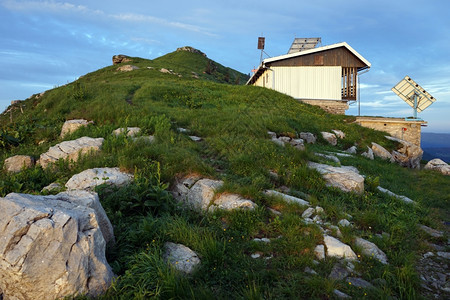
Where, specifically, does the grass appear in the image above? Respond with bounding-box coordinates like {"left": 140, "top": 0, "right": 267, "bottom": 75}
{"left": 1, "top": 48, "right": 448, "bottom": 299}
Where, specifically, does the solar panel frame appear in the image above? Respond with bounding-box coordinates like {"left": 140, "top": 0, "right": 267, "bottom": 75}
{"left": 288, "top": 38, "right": 321, "bottom": 54}
{"left": 391, "top": 76, "right": 436, "bottom": 113}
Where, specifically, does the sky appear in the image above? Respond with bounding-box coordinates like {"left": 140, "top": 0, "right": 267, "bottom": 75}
{"left": 1, "top": 0, "right": 449, "bottom": 133}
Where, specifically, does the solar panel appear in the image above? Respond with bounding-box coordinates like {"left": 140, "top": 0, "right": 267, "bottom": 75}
{"left": 391, "top": 76, "right": 436, "bottom": 114}
{"left": 288, "top": 38, "right": 321, "bottom": 54}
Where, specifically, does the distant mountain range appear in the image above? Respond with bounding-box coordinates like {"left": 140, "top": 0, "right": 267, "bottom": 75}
{"left": 421, "top": 132, "right": 450, "bottom": 163}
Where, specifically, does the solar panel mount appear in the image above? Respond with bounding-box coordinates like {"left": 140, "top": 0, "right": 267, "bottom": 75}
{"left": 288, "top": 38, "right": 321, "bottom": 54}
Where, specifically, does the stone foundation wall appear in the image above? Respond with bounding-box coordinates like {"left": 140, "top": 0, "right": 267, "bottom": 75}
{"left": 300, "top": 100, "right": 349, "bottom": 115}
{"left": 355, "top": 117, "right": 425, "bottom": 146}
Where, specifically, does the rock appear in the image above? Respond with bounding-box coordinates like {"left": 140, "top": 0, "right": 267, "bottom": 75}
{"left": 189, "top": 136, "right": 202, "bottom": 142}
{"left": 279, "top": 136, "right": 291, "bottom": 143}
{"left": 112, "top": 54, "right": 132, "bottom": 65}
{"left": 132, "top": 135, "right": 155, "bottom": 143}
{"left": 176, "top": 46, "right": 206, "bottom": 57}
{"left": 172, "top": 177, "right": 222, "bottom": 211}
{"left": 377, "top": 186, "right": 414, "bottom": 204}
{"left": 267, "top": 131, "right": 277, "bottom": 139}
{"left": 304, "top": 267, "right": 318, "bottom": 275}
{"left": 334, "top": 289, "right": 351, "bottom": 299}
{"left": 302, "top": 207, "right": 315, "bottom": 219}
{"left": 332, "top": 130, "right": 345, "bottom": 139}
{"left": 315, "top": 206, "right": 324, "bottom": 214}
{"left": 177, "top": 127, "right": 190, "bottom": 133}
{"left": 385, "top": 136, "right": 423, "bottom": 169}
{"left": 313, "top": 215, "right": 323, "bottom": 224}
{"left": 251, "top": 253, "right": 261, "bottom": 259}
{"left": 424, "top": 158, "right": 450, "bottom": 175}
{"left": 314, "top": 245, "right": 325, "bottom": 260}
{"left": 361, "top": 146, "right": 374, "bottom": 160}
{"left": 419, "top": 225, "right": 444, "bottom": 238}
{"left": 0, "top": 192, "right": 113, "bottom": 299}
{"left": 290, "top": 138, "right": 305, "bottom": 150}
{"left": 271, "top": 137, "right": 285, "bottom": 147}
{"left": 346, "top": 277, "right": 374, "bottom": 289}
{"left": 308, "top": 162, "right": 364, "bottom": 194}
{"left": 112, "top": 127, "right": 141, "bottom": 137}
{"left": 338, "top": 219, "right": 351, "bottom": 227}
{"left": 324, "top": 235, "right": 357, "bottom": 260}
{"left": 300, "top": 132, "right": 316, "bottom": 144}
{"left": 321, "top": 132, "right": 337, "bottom": 146}
{"left": 60, "top": 119, "right": 92, "bottom": 138}
{"left": 163, "top": 242, "right": 200, "bottom": 274}
{"left": 345, "top": 146, "right": 357, "bottom": 154}
{"left": 371, "top": 142, "right": 392, "bottom": 160}
{"left": 315, "top": 153, "right": 340, "bottom": 164}
{"left": 253, "top": 238, "right": 271, "bottom": 243}
{"left": 210, "top": 193, "right": 257, "bottom": 211}
{"left": 38, "top": 137, "right": 104, "bottom": 169}
{"left": 436, "top": 252, "right": 450, "bottom": 259}
{"left": 3, "top": 155, "right": 35, "bottom": 173}
{"left": 264, "top": 190, "right": 310, "bottom": 206}
{"left": 327, "top": 151, "right": 353, "bottom": 158}
{"left": 41, "top": 182, "right": 63, "bottom": 193}
{"left": 268, "top": 208, "right": 281, "bottom": 215}
{"left": 329, "top": 263, "right": 350, "bottom": 280}
{"left": 117, "top": 65, "right": 139, "bottom": 72}
{"left": 65, "top": 167, "right": 133, "bottom": 191}
{"left": 355, "top": 237, "right": 388, "bottom": 264}
{"left": 160, "top": 68, "right": 172, "bottom": 74}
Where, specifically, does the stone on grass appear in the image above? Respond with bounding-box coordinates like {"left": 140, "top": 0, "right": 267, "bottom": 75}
{"left": 314, "top": 245, "right": 325, "bottom": 260}
{"left": 371, "top": 142, "right": 392, "bottom": 161}
{"left": 210, "top": 193, "right": 257, "bottom": 211}
{"left": 60, "top": 119, "right": 92, "bottom": 138}
{"left": 419, "top": 225, "right": 444, "bottom": 238}
{"left": 345, "top": 146, "right": 357, "bottom": 154}
{"left": 302, "top": 207, "right": 315, "bottom": 219}
{"left": 332, "top": 130, "right": 345, "bottom": 139}
{"left": 315, "top": 153, "right": 340, "bottom": 164}
{"left": 377, "top": 186, "right": 414, "bottom": 204}
{"left": 424, "top": 158, "right": 450, "bottom": 175}
{"left": 132, "top": 135, "right": 155, "bottom": 143}
{"left": 334, "top": 289, "right": 351, "bottom": 299}
{"left": 3, "top": 155, "right": 35, "bottom": 173}
{"left": 65, "top": 167, "right": 133, "bottom": 191}
{"left": 267, "top": 131, "right": 277, "bottom": 139}
{"left": 338, "top": 219, "right": 351, "bottom": 227}
{"left": 355, "top": 237, "right": 388, "bottom": 264}
{"left": 329, "top": 263, "right": 350, "bottom": 280}
{"left": 41, "top": 182, "right": 63, "bottom": 193}
{"left": 324, "top": 235, "right": 357, "bottom": 260}
{"left": 308, "top": 162, "right": 364, "bottom": 194}
{"left": 163, "top": 242, "right": 200, "bottom": 274}
{"left": 112, "top": 54, "right": 132, "bottom": 65}
{"left": 117, "top": 64, "right": 139, "bottom": 72}
{"left": 300, "top": 132, "right": 317, "bottom": 144}
{"left": 38, "top": 137, "right": 104, "bottom": 169}
{"left": 361, "top": 146, "right": 374, "bottom": 160}
{"left": 321, "top": 132, "right": 337, "bottom": 146}
{"left": 304, "top": 267, "right": 318, "bottom": 275}
{"left": 347, "top": 277, "right": 374, "bottom": 289}
{"left": 112, "top": 127, "right": 141, "bottom": 137}
{"left": 264, "top": 190, "right": 310, "bottom": 206}
{"left": 0, "top": 192, "right": 113, "bottom": 300}
{"left": 437, "top": 252, "right": 450, "bottom": 259}
{"left": 189, "top": 136, "right": 202, "bottom": 142}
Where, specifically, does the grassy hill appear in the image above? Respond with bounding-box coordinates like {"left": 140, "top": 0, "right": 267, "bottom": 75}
{"left": 0, "top": 48, "right": 449, "bottom": 299}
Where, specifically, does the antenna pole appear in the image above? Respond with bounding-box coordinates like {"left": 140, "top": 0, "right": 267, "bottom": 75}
{"left": 413, "top": 92, "right": 418, "bottom": 119}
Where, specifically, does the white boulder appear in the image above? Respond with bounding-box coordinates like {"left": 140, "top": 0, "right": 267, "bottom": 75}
{"left": 3, "top": 155, "right": 35, "bottom": 173}
{"left": 0, "top": 192, "right": 113, "bottom": 299}
{"left": 264, "top": 190, "right": 310, "bottom": 206}
{"left": 210, "top": 193, "right": 257, "bottom": 211}
{"left": 112, "top": 127, "right": 141, "bottom": 137}
{"left": 163, "top": 242, "right": 200, "bottom": 274}
{"left": 321, "top": 132, "right": 337, "bottom": 146}
{"left": 424, "top": 158, "right": 450, "bottom": 175}
{"left": 38, "top": 137, "right": 104, "bottom": 169}
{"left": 371, "top": 142, "right": 392, "bottom": 160}
{"left": 65, "top": 167, "right": 133, "bottom": 191}
{"left": 324, "top": 235, "right": 357, "bottom": 260}
{"left": 308, "top": 162, "right": 365, "bottom": 194}
{"left": 60, "top": 119, "right": 93, "bottom": 138}
{"left": 355, "top": 237, "right": 388, "bottom": 264}
{"left": 300, "top": 132, "right": 317, "bottom": 144}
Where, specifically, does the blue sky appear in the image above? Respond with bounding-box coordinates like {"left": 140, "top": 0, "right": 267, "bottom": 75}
{"left": 1, "top": 0, "right": 449, "bottom": 132}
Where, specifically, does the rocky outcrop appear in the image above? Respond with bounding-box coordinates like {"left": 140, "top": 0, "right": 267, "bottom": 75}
{"left": 0, "top": 192, "right": 113, "bottom": 299}
{"left": 38, "top": 137, "right": 104, "bottom": 169}
{"left": 3, "top": 155, "right": 35, "bottom": 173}
{"left": 65, "top": 167, "right": 133, "bottom": 191}
{"left": 268, "top": 132, "right": 305, "bottom": 150}
{"left": 117, "top": 65, "right": 139, "bottom": 72}
{"left": 112, "top": 54, "right": 132, "bottom": 65}
{"left": 171, "top": 175, "right": 256, "bottom": 211}
{"left": 60, "top": 119, "right": 93, "bottom": 138}
{"left": 321, "top": 132, "right": 337, "bottom": 145}
{"left": 362, "top": 146, "right": 374, "bottom": 160}
{"left": 163, "top": 242, "right": 200, "bottom": 274}
{"left": 112, "top": 127, "right": 141, "bottom": 137}
{"left": 424, "top": 158, "right": 450, "bottom": 175}
{"left": 386, "top": 136, "right": 423, "bottom": 169}
{"left": 371, "top": 142, "right": 392, "bottom": 160}
{"left": 355, "top": 237, "right": 388, "bottom": 264}
{"left": 332, "top": 130, "right": 345, "bottom": 139}
{"left": 308, "top": 162, "right": 365, "bottom": 194}
{"left": 176, "top": 46, "right": 207, "bottom": 57}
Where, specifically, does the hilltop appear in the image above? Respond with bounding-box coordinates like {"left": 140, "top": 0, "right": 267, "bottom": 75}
{"left": 0, "top": 47, "right": 449, "bottom": 299}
